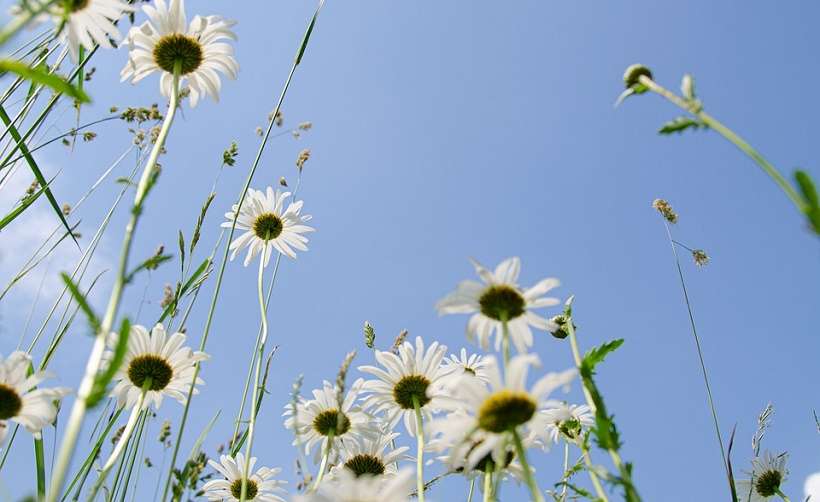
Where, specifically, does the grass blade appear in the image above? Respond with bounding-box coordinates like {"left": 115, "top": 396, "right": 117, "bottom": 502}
{"left": 0, "top": 59, "right": 90, "bottom": 102}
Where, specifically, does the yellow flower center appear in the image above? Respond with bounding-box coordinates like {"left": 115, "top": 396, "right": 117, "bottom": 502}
{"left": 479, "top": 285, "right": 525, "bottom": 321}
{"left": 153, "top": 33, "right": 203, "bottom": 75}
{"left": 477, "top": 390, "right": 536, "bottom": 433}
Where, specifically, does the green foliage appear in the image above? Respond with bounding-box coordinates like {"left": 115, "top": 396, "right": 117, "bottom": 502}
{"left": 60, "top": 273, "right": 100, "bottom": 334}
{"left": 157, "top": 258, "right": 212, "bottom": 323}
{"left": 581, "top": 339, "right": 623, "bottom": 374}
{"left": 0, "top": 59, "right": 90, "bottom": 103}
{"left": 86, "top": 318, "right": 130, "bottom": 408}
{"left": 659, "top": 116, "right": 706, "bottom": 135}
{"left": 794, "top": 170, "right": 820, "bottom": 235}
{"left": 125, "top": 252, "right": 173, "bottom": 284}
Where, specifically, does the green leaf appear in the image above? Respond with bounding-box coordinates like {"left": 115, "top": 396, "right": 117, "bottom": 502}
{"left": 124, "top": 253, "right": 173, "bottom": 284}
{"left": 86, "top": 318, "right": 130, "bottom": 408}
{"left": 186, "top": 410, "right": 220, "bottom": 461}
{"left": 157, "top": 258, "right": 211, "bottom": 323}
{"left": 659, "top": 116, "right": 707, "bottom": 135}
{"left": 178, "top": 230, "right": 185, "bottom": 275}
{"left": 60, "top": 272, "right": 100, "bottom": 334}
{"left": 0, "top": 59, "right": 90, "bottom": 103}
{"left": 294, "top": 0, "right": 326, "bottom": 66}
{"left": 0, "top": 173, "right": 57, "bottom": 231}
{"left": 795, "top": 170, "right": 820, "bottom": 234}
{"left": 581, "top": 338, "right": 624, "bottom": 374}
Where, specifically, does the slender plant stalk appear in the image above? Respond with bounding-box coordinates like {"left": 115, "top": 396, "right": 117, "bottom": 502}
{"left": 467, "top": 478, "right": 475, "bottom": 502}
{"left": 0, "top": 0, "right": 58, "bottom": 47}
{"left": 310, "top": 429, "right": 334, "bottom": 492}
{"left": 161, "top": 4, "right": 327, "bottom": 498}
{"left": 239, "top": 243, "right": 270, "bottom": 502}
{"left": 47, "top": 66, "right": 181, "bottom": 502}
{"left": 579, "top": 443, "right": 608, "bottom": 502}
{"left": 501, "top": 319, "right": 511, "bottom": 369}
{"left": 112, "top": 410, "right": 149, "bottom": 502}
{"left": 412, "top": 396, "right": 426, "bottom": 502}
{"left": 483, "top": 463, "right": 493, "bottom": 502}
{"left": 511, "top": 429, "right": 544, "bottom": 502}
{"left": 661, "top": 221, "right": 730, "bottom": 486}
{"left": 637, "top": 75, "right": 805, "bottom": 213}
{"left": 35, "top": 435, "right": 47, "bottom": 499}
{"left": 61, "top": 408, "right": 123, "bottom": 502}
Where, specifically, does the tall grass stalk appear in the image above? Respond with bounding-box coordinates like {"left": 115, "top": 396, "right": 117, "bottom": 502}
{"left": 161, "top": 3, "right": 326, "bottom": 498}
{"left": 47, "top": 66, "right": 181, "bottom": 502}
{"left": 660, "top": 220, "right": 730, "bottom": 490}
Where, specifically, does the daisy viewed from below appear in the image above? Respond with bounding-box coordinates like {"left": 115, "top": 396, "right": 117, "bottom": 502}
{"left": 540, "top": 402, "right": 594, "bottom": 444}
{"left": 51, "top": 0, "right": 133, "bottom": 60}
{"left": 283, "top": 378, "right": 372, "bottom": 459}
{"left": 436, "top": 257, "right": 561, "bottom": 354}
{"left": 735, "top": 451, "right": 790, "bottom": 502}
{"left": 223, "top": 187, "right": 314, "bottom": 266}
{"left": 295, "top": 469, "right": 414, "bottom": 502}
{"left": 120, "top": 0, "right": 238, "bottom": 106}
{"left": 0, "top": 351, "right": 69, "bottom": 443}
{"left": 330, "top": 431, "right": 409, "bottom": 479}
{"left": 104, "top": 323, "right": 208, "bottom": 410}
{"left": 201, "top": 452, "right": 287, "bottom": 502}
{"left": 442, "top": 348, "right": 491, "bottom": 385}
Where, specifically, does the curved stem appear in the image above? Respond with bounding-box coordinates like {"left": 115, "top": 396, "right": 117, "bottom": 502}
{"left": 87, "top": 391, "right": 147, "bottom": 502}
{"left": 511, "top": 429, "right": 544, "bottom": 502}
{"left": 412, "top": 396, "right": 426, "bottom": 502}
{"left": 239, "top": 243, "right": 269, "bottom": 502}
{"left": 638, "top": 75, "right": 805, "bottom": 213}
{"left": 310, "top": 429, "right": 334, "bottom": 492}
{"left": 47, "top": 65, "right": 181, "bottom": 502}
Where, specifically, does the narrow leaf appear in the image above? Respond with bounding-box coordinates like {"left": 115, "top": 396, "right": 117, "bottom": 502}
{"left": 0, "top": 59, "right": 90, "bottom": 102}
{"left": 86, "top": 318, "right": 130, "bottom": 408}
{"left": 60, "top": 272, "right": 100, "bottom": 334}
{"left": 659, "top": 116, "right": 707, "bottom": 135}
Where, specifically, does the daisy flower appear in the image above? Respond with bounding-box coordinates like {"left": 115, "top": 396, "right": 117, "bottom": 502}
{"left": 436, "top": 257, "right": 561, "bottom": 353}
{"left": 430, "top": 354, "right": 575, "bottom": 471}
{"left": 296, "top": 468, "right": 414, "bottom": 502}
{"left": 283, "top": 378, "right": 372, "bottom": 458}
{"left": 358, "top": 336, "right": 458, "bottom": 437}
{"left": 442, "top": 348, "right": 491, "bottom": 385}
{"left": 120, "top": 0, "right": 239, "bottom": 106}
{"left": 0, "top": 351, "right": 69, "bottom": 442}
{"left": 201, "top": 452, "right": 287, "bottom": 502}
{"left": 222, "top": 187, "right": 314, "bottom": 266}
{"left": 330, "top": 431, "right": 409, "bottom": 478}
{"left": 539, "top": 402, "right": 594, "bottom": 444}
{"left": 104, "top": 323, "right": 208, "bottom": 410}
{"left": 735, "top": 451, "right": 789, "bottom": 501}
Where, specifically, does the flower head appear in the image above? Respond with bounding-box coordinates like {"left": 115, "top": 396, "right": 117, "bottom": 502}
{"left": 105, "top": 323, "right": 208, "bottom": 410}
{"left": 53, "top": 0, "right": 133, "bottom": 61}
{"left": 283, "top": 378, "right": 373, "bottom": 458}
{"left": 201, "top": 452, "right": 287, "bottom": 502}
{"left": 296, "top": 468, "right": 414, "bottom": 502}
{"left": 431, "top": 354, "right": 575, "bottom": 470}
{"left": 735, "top": 451, "right": 789, "bottom": 501}
{"left": 359, "top": 337, "right": 458, "bottom": 437}
{"left": 120, "top": 0, "right": 238, "bottom": 106}
{"left": 0, "top": 351, "right": 69, "bottom": 441}
{"left": 436, "top": 257, "right": 561, "bottom": 353}
{"left": 540, "top": 402, "right": 593, "bottom": 444}
{"left": 222, "top": 187, "right": 314, "bottom": 266}
{"left": 331, "top": 431, "right": 409, "bottom": 479}
{"left": 442, "top": 348, "right": 491, "bottom": 385}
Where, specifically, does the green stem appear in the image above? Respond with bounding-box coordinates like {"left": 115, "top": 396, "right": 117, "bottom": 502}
{"left": 47, "top": 65, "right": 180, "bottom": 502}
{"left": 310, "top": 428, "right": 334, "bottom": 492}
{"left": 511, "top": 429, "right": 544, "bottom": 502}
{"left": 412, "top": 395, "right": 425, "bottom": 502}
{"left": 639, "top": 75, "right": 805, "bottom": 213}
{"left": 776, "top": 489, "right": 790, "bottom": 502}
{"left": 501, "top": 319, "right": 511, "bottom": 369}
{"left": 240, "top": 243, "right": 269, "bottom": 502}
{"left": 35, "top": 436, "right": 46, "bottom": 500}
{"left": 0, "top": 0, "right": 58, "bottom": 47}
{"left": 482, "top": 463, "right": 493, "bottom": 502}
{"left": 579, "top": 443, "right": 608, "bottom": 502}
{"left": 467, "top": 478, "right": 475, "bottom": 502}
{"left": 159, "top": 4, "right": 326, "bottom": 496}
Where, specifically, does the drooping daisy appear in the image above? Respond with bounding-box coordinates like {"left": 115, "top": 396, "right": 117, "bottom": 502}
{"left": 104, "top": 323, "right": 208, "bottom": 410}
{"left": 442, "top": 348, "right": 491, "bottom": 385}
{"left": 358, "top": 337, "right": 458, "bottom": 437}
{"left": 539, "top": 402, "right": 594, "bottom": 444}
{"left": 283, "top": 378, "right": 373, "bottom": 458}
{"left": 295, "top": 468, "right": 414, "bottom": 502}
{"left": 201, "top": 452, "right": 287, "bottom": 502}
{"left": 330, "top": 431, "right": 409, "bottom": 479}
{"left": 120, "top": 0, "right": 239, "bottom": 106}
{"left": 222, "top": 187, "right": 314, "bottom": 266}
{"left": 0, "top": 351, "right": 70, "bottom": 442}
{"left": 431, "top": 354, "right": 575, "bottom": 470}
{"left": 735, "top": 451, "right": 789, "bottom": 502}
{"left": 57, "top": 0, "right": 133, "bottom": 60}
{"left": 436, "top": 257, "right": 561, "bottom": 353}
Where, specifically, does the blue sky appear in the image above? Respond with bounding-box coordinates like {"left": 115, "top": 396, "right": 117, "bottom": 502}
{"left": 1, "top": 1, "right": 819, "bottom": 500}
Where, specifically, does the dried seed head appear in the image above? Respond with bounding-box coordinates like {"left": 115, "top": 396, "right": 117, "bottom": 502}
{"left": 391, "top": 329, "right": 408, "bottom": 355}
{"left": 222, "top": 141, "right": 239, "bottom": 167}
{"left": 296, "top": 148, "right": 311, "bottom": 171}
{"left": 652, "top": 198, "right": 678, "bottom": 224}
{"left": 298, "top": 121, "right": 313, "bottom": 131}
{"left": 62, "top": 204, "right": 72, "bottom": 216}
{"left": 692, "top": 249, "right": 709, "bottom": 267}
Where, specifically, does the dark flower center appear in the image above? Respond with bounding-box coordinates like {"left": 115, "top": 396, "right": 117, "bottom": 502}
{"left": 0, "top": 384, "right": 22, "bottom": 420}
{"left": 65, "top": 0, "right": 90, "bottom": 12}
{"left": 477, "top": 390, "right": 536, "bottom": 433}
{"left": 344, "top": 454, "right": 385, "bottom": 477}
{"left": 470, "top": 441, "right": 514, "bottom": 473}
{"left": 479, "top": 285, "right": 525, "bottom": 321}
{"left": 127, "top": 355, "right": 173, "bottom": 391}
{"left": 252, "top": 213, "right": 284, "bottom": 241}
{"left": 558, "top": 418, "right": 582, "bottom": 440}
{"left": 754, "top": 469, "right": 783, "bottom": 497}
{"left": 312, "top": 409, "right": 351, "bottom": 437}
{"left": 153, "top": 33, "right": 203, "bottom": 75}
{"left": 229, "top": 478, "right": 258, "bottom": 500}
{"left": 392, "top": 374, "right": 431, "bottom": 410}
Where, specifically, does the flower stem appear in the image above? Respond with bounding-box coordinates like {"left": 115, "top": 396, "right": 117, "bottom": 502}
{"left": 776, "top": 489, "right": 791, "bottom": 502}
{"left": 310, "top": 429, "right": 335, "bottom": 492}
{"left": 412, "top": 395, "right": 426, "bottom": 502}
{"left": 47, "top": 65, "right": 181, "bottom": 502}
{"left": 511, "top": 429, "right": 544, "bottom": 502}
{"left": 638, "top": 75, "right": 805, "bottom": 213}
{"left": 501, "top": 319, "right": 511, "bottom": 369}
{"left": 483, "top": 463, "right": 493, "bottom": 502}
{"left": 240, "top": 243, "right": 269, "bottom": 502}
{"left": 467, "top": 478, "right": 475, "bottom": 502}
{"left": 579, "top": 443, "right": 608, "bottom": 502}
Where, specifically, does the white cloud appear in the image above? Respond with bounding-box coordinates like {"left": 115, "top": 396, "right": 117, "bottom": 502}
{"left": 806, "top": 472, "right": 820, "bottom": 501}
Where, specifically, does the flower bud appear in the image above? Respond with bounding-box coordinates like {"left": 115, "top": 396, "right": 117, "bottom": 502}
{"left": 623, "top": 64, "right": 653, "bottom": 92}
